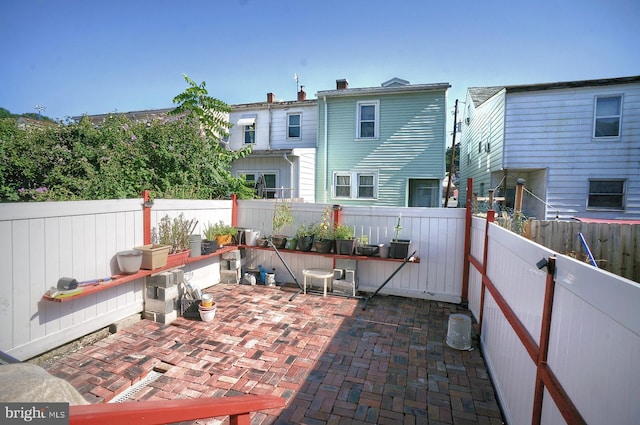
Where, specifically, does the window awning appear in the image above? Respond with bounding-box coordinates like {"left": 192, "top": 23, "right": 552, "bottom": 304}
{"left": 237, "top": 114, "right": 257, "bottom": 126}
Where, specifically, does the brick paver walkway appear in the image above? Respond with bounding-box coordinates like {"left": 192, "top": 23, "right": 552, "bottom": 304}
{"left": 44, "top": 284, "right": 504, "bottom": 424}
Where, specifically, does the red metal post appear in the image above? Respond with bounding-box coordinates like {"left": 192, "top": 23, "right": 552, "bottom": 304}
{"left": 332, "top": 204, "right": 342, "bottom": 227}
{"left": 477, "top": 208, "right": 494, "bottom": 335}
{"left": 461, "top": 178, "right": 473, "bottom": 304}
{"left": 231, "top": 194, "right": 238, "bottom": 227}
{"left": 142, "top": 190, "right": 152, "bottom": 245}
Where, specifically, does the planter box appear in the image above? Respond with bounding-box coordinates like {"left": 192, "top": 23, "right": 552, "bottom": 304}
{"left": 135, "top": 244, "right": 170, "bottom": 270}
{"left": 389, "top": 240, "right": 412, "bottom": 259}
{"left": 166, "top": 250, "right": 191, "bottom": 268}
{"left": 335, "top": 238, "right": 357, "bottom": 255}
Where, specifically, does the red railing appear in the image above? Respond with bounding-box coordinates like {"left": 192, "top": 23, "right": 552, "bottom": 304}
{"left": 69, "top": 394, "right": 285, "bottom": 425}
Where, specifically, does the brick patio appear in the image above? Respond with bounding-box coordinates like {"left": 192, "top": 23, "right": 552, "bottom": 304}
{"left": 44, "top": 283, "right": 504, "bottom": 424}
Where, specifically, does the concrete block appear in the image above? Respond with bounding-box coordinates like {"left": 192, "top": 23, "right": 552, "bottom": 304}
{"left": 146, "top": 272, "right": 175, "bottom": 288}
{"left": 345, "top": 269, "right": 356, "bottom": 283}
{"left": 222, "top": 250, "right": 241, "bottom": 261}
{"left": 157, "top": 285, "right": 179, "bottom": 301}
{"left": 171, "top": 269, "right": 184, "bottom": 284}
{"left": 220, "top": 269, "right": 241, "bottom": 284}
{"left": 143, "top": 310, "right": 177, "bottom": 325}
{"left": 220, "top": 259, "right": 242, "bottom": 270}
{"left": 145, "top": 298, "right": 176, "bottom": 314}
{"left": 146, "top": 286, "right": 158, "bottom": 300}
{"left": 335, "top": 259, "right": 357, "bottom": 271}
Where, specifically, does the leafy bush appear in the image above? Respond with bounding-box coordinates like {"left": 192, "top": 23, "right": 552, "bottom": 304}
{"left": 0, "top": 76, "right": 255, "bottom": 201}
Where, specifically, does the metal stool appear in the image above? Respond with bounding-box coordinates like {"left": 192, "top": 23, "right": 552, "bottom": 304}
{"left": 302, "top": 268, "right": 334, "bottom": 297}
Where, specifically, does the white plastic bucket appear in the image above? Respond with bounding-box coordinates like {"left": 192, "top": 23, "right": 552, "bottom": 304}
{"left": 446, "top": 314, "right": 472, "bottom": 350}
{"left": 245, "top": 229, "right": 260, "bottom": 246}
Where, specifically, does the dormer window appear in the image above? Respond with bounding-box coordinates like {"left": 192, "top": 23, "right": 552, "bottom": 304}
{"left": 593, "top": 95, "right": 622, "bottom": 138}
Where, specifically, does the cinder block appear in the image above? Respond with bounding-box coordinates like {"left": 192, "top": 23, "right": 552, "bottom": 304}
{"left": 345, "top": 270, "right": 356, "bottom": 283}
{"left": 146, "top": 272, "right": 175, "bottom": 288}
{"left": 146, "top": 286, "right": 158, "bottom": 300}
{"left": 144, "top": 310, "right": 177, "bottom": 324}
{"left": 222, "top": 250, "right": 241, "bottom": 261}
{"left": 335, "top": 259, "right": 357, "bottom": 270}
{"left": 145, "top": 298, "right": 176, "bottom": 314}
{"left": 171, "top": 269, "right": 184, "bottom": 284}
{"left": 220, "top": 259, "right": 242, "bottom": 270}
{"left": 220, "top": 269, "right": 241, "bottom": 284}
{"left": 157, "top": 285, "right": 179, "bottom": 301}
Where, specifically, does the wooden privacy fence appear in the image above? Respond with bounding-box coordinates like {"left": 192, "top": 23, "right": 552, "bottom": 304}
{"left": 526, "top": 220, "right": 640, "bottom": 283}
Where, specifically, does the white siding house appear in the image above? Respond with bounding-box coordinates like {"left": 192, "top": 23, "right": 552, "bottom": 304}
{"left": 459, "top": 76, "right": 640, "bottom": 220}
{"left": 229, "top": 90, "right": 318, "bottom": 202}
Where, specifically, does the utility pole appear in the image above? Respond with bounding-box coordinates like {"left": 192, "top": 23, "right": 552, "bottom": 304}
{"left": 444, "top": 99, "right": 459, "bottom": 207}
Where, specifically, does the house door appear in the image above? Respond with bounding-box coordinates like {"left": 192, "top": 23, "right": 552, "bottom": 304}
{"left": 408, "top": 179, "right": 439, "bottom": 207}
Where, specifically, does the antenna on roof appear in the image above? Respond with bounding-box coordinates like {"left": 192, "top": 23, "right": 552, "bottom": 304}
{"left": 294, "top": 73, "right": 300, "bottom": 94}
{"left": 35, "top": 104, "right": 46, "bottom": 121}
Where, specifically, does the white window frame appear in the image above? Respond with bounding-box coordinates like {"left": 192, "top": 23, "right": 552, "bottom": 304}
{"left": 587, "top": 178, "right": 626, "bottom": 210}
{"left": 244, "top": 123, "right": 256, "bottom": 144}
{"left": 356, "top": 100, "right": 379, "bottom": 140}
{"left": 593, "top": 94, "right": 622, "bottom": 139}
{"left": 287, "top": 113, "right": 301, "bottom": 139}
{"left": 333, "top": 171, "right": 378, "bottom": 199}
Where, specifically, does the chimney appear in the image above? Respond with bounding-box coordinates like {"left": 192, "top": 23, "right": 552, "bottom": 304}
{"left": 267, "top": 92, "right": 275, "bottom": 103}
{"left": 336, "top": 79, "right": 349, "bottom": 90}
{"left": 297, "top": 85, "right": 306, "bottom": 101}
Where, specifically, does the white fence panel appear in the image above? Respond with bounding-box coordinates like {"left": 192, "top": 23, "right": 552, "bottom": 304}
{"left": 0, "top": 199, "right": 146, "bottom": 360}
{"left": 469, "top": 216, "right": 640, "bottom": 424}
{"left": 546, "top": 255, "right": 640, "bottom": 425}
{"left": 237, "top": 201, "right": 466, "bottom": 302}
{"left": 151, "top": 199, "right": 233, "bottom": 239}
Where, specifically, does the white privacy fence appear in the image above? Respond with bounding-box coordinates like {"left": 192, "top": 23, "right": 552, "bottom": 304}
{"left": 0, "top": 198, "right": 232, "bottom": 360}
{"left": 2, "top": 195, "right": 639, "bottom": 425}
{"left": 237, "top": 200, "right": 466, "bottom": 300}
{"left": 468, "top": 214, "right": 640, "bottom": 425}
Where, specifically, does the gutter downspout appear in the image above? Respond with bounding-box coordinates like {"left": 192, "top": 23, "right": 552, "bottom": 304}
{"left": 323, "top": 96, "right": 328, "bottom": 202}
{"left": 283, "top": 153, "right": 294, "bottom": 199}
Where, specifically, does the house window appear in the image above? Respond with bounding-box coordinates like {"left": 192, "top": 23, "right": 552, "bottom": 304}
{"left": 244, "top": 124, "right": 256, "bottom": 144}
{"left": 587, "top": 179, "right": 625, "bottom": 210}
{"left": 593, "top": 95, "right": 622, "bottom": 138}
{"left": 357, "top": 100, "right": 379, "bottom": 139}
{"left": 358, "top": 174, "right": 375, "bottom": 198}
{"left": 333, "top": 171, "right": 378, "bottom": 199}
{"left": 288, "top": 114, "right": 301, "bottom": 138}
{"left": 335, "top": 174, "right": 351, "bottom": 197}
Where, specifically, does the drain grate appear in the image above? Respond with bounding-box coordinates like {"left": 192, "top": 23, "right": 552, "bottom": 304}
{"left": 109, "top": 370, "right": 163, "bottom": 403}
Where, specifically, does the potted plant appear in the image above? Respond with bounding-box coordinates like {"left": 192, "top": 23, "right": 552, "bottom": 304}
{"left": 313, "top": 206, "right": 334, "bottom": 254}
{"left": 158, "top": 213, "right": 198, "bottom": 254}
{"left": 202, "top": 222, "right": 219, "bottom": 254}
{"left": 295, "top": 223, "right": 315, "bottom": 252}
{"left": 208, "top": 220, "right": 238, "bottom": 247}
{"left": 389, "top": 214, "right": 411, "bottom": 259}
{"left": 271, "top": 199, "right": 294, "bottom": 249}
{"left": 333, "top": 223, "right": 356, "bottom": 255}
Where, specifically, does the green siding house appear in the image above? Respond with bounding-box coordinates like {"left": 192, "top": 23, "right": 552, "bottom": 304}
{"left": 316, "top": 78, "right": 450, "bottom": 206}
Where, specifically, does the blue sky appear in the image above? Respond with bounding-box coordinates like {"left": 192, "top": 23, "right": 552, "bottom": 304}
{"left": 1, "top": 0, "right": 638, "bottom": 122}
